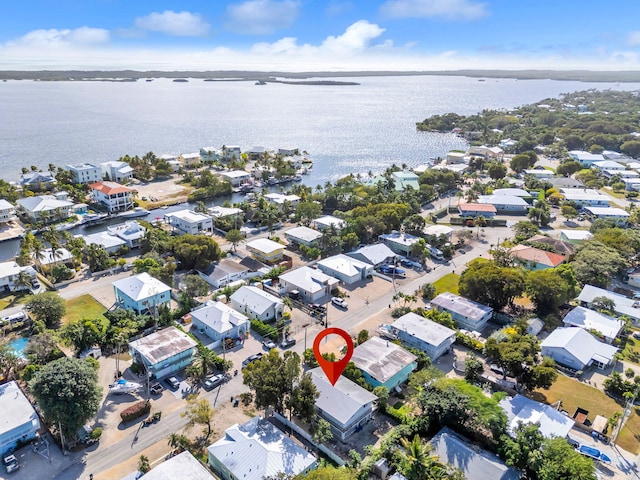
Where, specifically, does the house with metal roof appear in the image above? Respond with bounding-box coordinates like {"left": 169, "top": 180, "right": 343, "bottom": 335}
{"left": 430, "top": 427, "right": 521, "bottom": 480}
{"left": 16, "top": 194, "right": 73, "bottom": 223}
{"left": 208, "top": 416, "right": 317, "bottom": 480}
{"left": 524, "top": 168, "right": 554, "bottom": 179}
{"left": 525, "top": 235, "right": 574, "bottom": 256}
{"left": 230, "top": 285, "right": 283, "bottom": 322}
{"left": 492, "top": 188, "right": 533, "bottom": 201}
{"left": 458, "top": 203, "right": 497, "bottom": 218}
{"left": 0, "top": 261, "right": 37, "bottom": 293}
{"left": 284, "top": 226, "right": 323, "bottom": 247}
{"left": 178, "top": 152, "right": 202, "bottom": 168}
{"left": 558, "top": 229, "right": 592, "bottom": 244}
{"left": 264, "top": 193, "right": 301, "bottom": 208}
{"left": 316, "top": 254, "right": 373, "bottom": 286}
{"left": 101, "top": 161, "right": 134, "bottom": 183}
{"left": 391, "top": 312, "right": 456, "bottom": 360}
{"left": 391, "top": 171, "right": 420, "bottom": 191}
{"left": 560, "top": 188, "right": 610, "bottom": 207}
{"left": 219, "top": 170, "right": 251, "bottom": 187}
{"left": 577, "top": 284, "right": 640, "bottom": 323}
{"left": 309, "top": 367, "right": 378, "bottom": 441}
{"left": 379, "top": 231, "right": 421, "bottom": 256}
{"left": 499, "top": 394, "right": 574, "bottom": 439}
{"left": 508, "top": 245, "right": 566, "bottom": 270}
{"left": 430, "top": 293, "right": 493, "bottom": 332}
{"left": 592, "top": 160, "right": 626, "bottom": 171}
{"left": 81, "top": 231, "right": 127, "bottom": 254}
{"left": 279, "top": 266, "right": 339, "bottom": 303}
{"left": 208, "top": 206, "right": 244, "bottom": 219}
{"left": 128, "top": 326, "right": 197, "bottom": 379}
{"left": 112, "top": 272, "right": 171, "bottom": 314}
{"left": 106, "top": 220, "right": 146, "bottom": 248}
{"left": 133, "top": 451, "right": 216, "bottom": 480}
{"left": 568, "top": 150, "right": 605, "bottom": 167}
{"left": 313, "top": 215, "right": 346, "bottom": 231}
{"left": 541, "top": 327, "right": 618, "bottom": 371}
{"left": 584, "top": 206, "right": 629, "bottom": 225}
{"left": 90, "top": 181, "right": 135, "bottom": 213}
{"left": 164, "top": 209, "right": 213, "bottom": 235}
{"left": 65, "top": 163, "right": 103, "bottom": 184}
{"left": 190, "top": 301, "right": 249, "bottom": 346}
{"left": 34, "top": 247, "right": 74, "bottom": 268}
{"left": 478, "top": 194, "right": 529, "bottom": 213}
{"left": 562, "top": 306, "right": 623, "bottom": 344}
{"left": 198, "top": 259, "right": 251, "bottom": 289}
{"left": 352, "top": 336, "right": 417, "bottom": 390}
{"left": 347, "top": 243, "right": 395, "bottom": 267}
{"left": 0, "top": 381, "right": 40, "bottom": 455}
{"left": 246, "top": 238, "right": 284, "bottom": 264}
{"left": 0, "top": 199, "right": 16, "bottom": 225}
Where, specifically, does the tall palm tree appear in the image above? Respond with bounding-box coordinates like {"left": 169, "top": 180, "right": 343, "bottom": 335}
{"left": 195, "top": 346, "right": 219, "bottom": 381}
{"left": 31, "top": 239, "right": 47, "bottom": 272}
{"left": 14, "top": 270, "right": 34, "bottom": 292}
{"left": 398, "top": 434, "right": 446, "bottom": 480}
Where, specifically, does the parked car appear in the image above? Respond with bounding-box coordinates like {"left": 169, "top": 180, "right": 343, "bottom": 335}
{"left": 242, "top": 352, "right": 264, "bottom": 368}
{"left": 203, "top": 374, "right": 225, "bottom": 391}
{"left": 280, "top": 337, "right": 296, "bottom": 349}
{"left": 489, "top": 364, "right": 505, "bottom": 376}
{"left": 3, "top": 454, "right": 19, "bottom": 473}
{"left": 150, "top": 383, "right": 164, "bottom": 395}
{"left": 331, "top": 297, "right": 348, "bottom": 309}
{"left": 262, "top": 340, "right": 277, "bottom": 350}
{"left": 165, "top": 376, "right": 180, "bottom": 390}
{"left": 309, "top": 303, "right": 326, "bottom": 312}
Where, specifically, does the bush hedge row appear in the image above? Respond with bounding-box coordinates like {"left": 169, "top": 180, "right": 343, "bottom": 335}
{"left": 120, "top": 400, "right": 151, "bottom": 423}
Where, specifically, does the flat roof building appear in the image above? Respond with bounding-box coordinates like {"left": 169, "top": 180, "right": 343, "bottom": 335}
{"left": 129, "top": 326, "right": 197, "bottom": 379}
{"left": 0, "top": 381, "right": 40, "bottom": 455}
{"left": 430, "top": 292, "right": 493, "bottom": 332}
{"left": 351, "top": 336, "right": 417, "bottom": 390}
{"left": 391, "top": 312, "right": 456, "bottom": 360}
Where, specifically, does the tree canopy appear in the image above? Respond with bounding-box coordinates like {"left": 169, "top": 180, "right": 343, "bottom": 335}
{"left": 458, "top": 260, "right": 526, "bottom": 311}
{"left": 26, "top": 291, "right": 66, "bottom": 328}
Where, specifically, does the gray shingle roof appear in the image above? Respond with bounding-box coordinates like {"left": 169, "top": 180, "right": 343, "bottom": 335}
{"left": 352, "top": 336, "right": 417, "bottom": 383}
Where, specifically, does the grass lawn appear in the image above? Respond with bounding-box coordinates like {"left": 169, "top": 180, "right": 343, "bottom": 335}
{"left": 620, "top": 334, "right": 640, "bottom": 366}
{"left": 533, "top": 374, "right": 640, "bottom": 454}
{"left": 433, "top": 273, "right": 459, "bottom": 295}
{"left": 63, "top": 295, "right": 107, "bottom": 324}
{"left": 0, "top": 292, "right": 31, "bottom": 311}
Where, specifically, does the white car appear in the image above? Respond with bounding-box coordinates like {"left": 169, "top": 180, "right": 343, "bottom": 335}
{"left": 331, "top": 297, "right": 348, "bottom": 309}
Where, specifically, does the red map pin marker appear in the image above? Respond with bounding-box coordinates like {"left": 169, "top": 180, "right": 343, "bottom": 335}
{"left": 313, "top": 327, "right": 354, "bottom": 386}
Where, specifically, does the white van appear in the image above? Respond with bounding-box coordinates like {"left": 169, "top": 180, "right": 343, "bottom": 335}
{"left": 2, "top": 311, "right": 27, "bottom": 324}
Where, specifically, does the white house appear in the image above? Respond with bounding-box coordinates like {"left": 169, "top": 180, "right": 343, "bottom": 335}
{"left": 106, "top": 221, "right": 146, "bottom": 248}
{"left": 135, "top": 451, "right": 216, "bottom": 480}
{"left": 190, "top": 301, "right": 249, "bottom": 346}
{"left": 347, "top": 244, "right": 396, "bottom": 267}
{"left": 560, "top": 188, "right": 610, "bottom": 207}
{"left": 391, "top": 312, "right": 456, "bottom": 360}
{"left": 246, "top": 238, "right": 284, "bottom": 264}
{"left": 313, "top": 215, "right": 346, "bottom": 231}
{"left": 198, "top": 260, "right": 251, "bottom": 289}
{"left": 0, "top": 381, "right": 40, "bottom": 455}
{"left": 100, "top": 161, "right": 134, "bottom": 183}
{"left": 208, "top": 416, "right": 317, "bottom": 480}
{"left": 379, "top": 231, "right": 421, "bottom": 256}
{"left": 208, "top": 206, "right": 244, "bottom": 220}
{"left": 430, "top": 292, "right": 493, "bottom": 332}
{"left": 278, "top": 266, "right": 339, "bottom": 303}
{"left": 284, "top": 226, "right": 323, "bottom": 247}
{"left": 0, "top": 261, "right": 37, "bottom": 293}
{"left": 16, "top": 195, "right": 73, "bottom": 223}
{"left": 34, "top": 247, "right": 74, "bottom": 268}
{"left": 129, "top": 326, "right": 197, "bottom": 379}
{"left": 221, "top": 145, "right": 242, "bottom": 161}
{"left": 90, "top": 181, "right": 135, "bottom": 213}
{"left": 577, "top": 284, "right": 640, "bottom": 323}
{"left": 80, "top": 231, "right": 127, "bottom": 254}
{"left": 478, "top": 194, "right": 529, "bottom": 212}
{"left": 391, "top": 171, "right": 420, "bottom": 191}
{"left": 164, "top": 209, "right": 213, "bottom": 235}
{"left": 592, "top": 160, "right": 627, "bottom": 171}
{"left": 569, "top": 150, "right": 605, "bottom": 167}
{"left": 524, "top": 169, "right": 555, "bottom": 179}
{"left": 0, "top": 199, "right": 16, "bottom": 224}
{"left": 230, "top": 285, "right": 283, "bottom": 322}
{"left": 541, "top": 327, "right": 618, "bottom": 370}
{"left": 113, "top": 272, "right": 171, "bottom": 314}
{"left": 219, "top": 170, "right": 251, "bottom": 187}
{"left": 446, "top": 151, "right": 467, "bottom": 164}
{"left": 264, "top": 193, "right": 300, "bottom": 209}
{"left": 199, "top": 148, "right": 219, "bottom": 163}
{"left": 557, "top": 229, "right": 593, "bottom": 244}
{"left": 584, "top": 206, "right": 629, "bottom": 225}
{"left": 316, "top": 254, "right": 373, "bottom": 285}
{"left": 499, "top": 394, "right": 574, "bottom": 439}
{"left": 178, "top": 153, "right": 201, "bottom": 168}
{"left": 65, "top": 163, "right": 102, "bottom": 184}
{"left": 458, "top": 203, "right": 497, "bottom": 218}
{"left": 492, "top": 188, "right": 532, "bottom": 200}
{"left": 562, "top": 306, "right": 623, "bottom": 344}
{"left": 309, "top": 367, "right": 378, "bottom": 441}
{"left": 20, "top": 172, "right": 55, "bottom": 191}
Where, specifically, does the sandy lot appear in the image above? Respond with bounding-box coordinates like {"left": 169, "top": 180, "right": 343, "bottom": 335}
{"left": 133, "top": 177, "right": 191, "bottom": 207}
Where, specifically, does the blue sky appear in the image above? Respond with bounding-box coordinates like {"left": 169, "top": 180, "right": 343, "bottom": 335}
{"left": 2, "top": 0, "right": 640, "bottom": 70}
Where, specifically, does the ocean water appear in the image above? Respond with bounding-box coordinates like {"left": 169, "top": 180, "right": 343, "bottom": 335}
{"left": 2, "top": 75, "right": 640, "bottom": 184}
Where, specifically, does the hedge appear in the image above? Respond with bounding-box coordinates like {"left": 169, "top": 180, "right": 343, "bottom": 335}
{"left": 250, "top": 319, "right": 279, "bottom": 341}
{"left": 121, "top": 400, "right": 151, "bottom": 423}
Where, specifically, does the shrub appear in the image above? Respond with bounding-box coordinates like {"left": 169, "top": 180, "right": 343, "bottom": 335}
{"left": 455, "top": 332, "right": 484, "bottom": 352}
{"left": 250, "top": 319, "right": 279, "bottom": 341}
{"left": 90, "top": 427, "right": 103, "bottom": 440}
{"left": 120, "top": 400, "right": 151, "bottom": 423}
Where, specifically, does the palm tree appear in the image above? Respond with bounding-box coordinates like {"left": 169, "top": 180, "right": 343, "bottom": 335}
{"left": 195, "top": 346, "right": 219, "bottom": 381}
{"left": 31, "top": 239, "right": 47, "bottom": 272}
{"left": 398, "top": 434, "right": 446, "bottom": 480}
{"left": 14, "top": 270, "right": 34, "bottom": 292}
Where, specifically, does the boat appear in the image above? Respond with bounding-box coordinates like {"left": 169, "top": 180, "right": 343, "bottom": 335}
{"left": 118, "top": 207, "right": 150, "bottom": 219}
{"left": 255, "top": 80, "right": 267, "bottom": 85}
{"left": 108, "top": 379, "right": 143, "bottom": 395}
{"left": 80, "top": 213, "right": 109, "bottom": 225}
{"left": 173, "top": 78, "right": 189, "bottom": 83}
{"left": 578, "top": 445, "right": 611, "bottom": 464}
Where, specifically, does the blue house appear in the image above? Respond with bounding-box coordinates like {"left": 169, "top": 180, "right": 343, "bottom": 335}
{"left": 112, "top": 272, "right": 171, "bottom": 314}
{"left": 351, "top": 336, "right": 417, "bottom": 390}
{"left": 391, "top": 312, "right": 456, "bottom": 360}
{"left": 0, "top": 381, "right": 40, "bottom": 455}
{"left": 129, "top": 327, "right": 197, "bottom": 379}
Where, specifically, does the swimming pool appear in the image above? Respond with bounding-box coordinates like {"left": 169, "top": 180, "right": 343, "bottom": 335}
{"left": 9, "top": 337, "right": 28, "bottom": 359}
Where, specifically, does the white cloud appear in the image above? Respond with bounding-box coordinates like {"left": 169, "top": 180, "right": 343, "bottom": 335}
{"left": 8, "top": 27, "right": 110, "bottom": 47}
{"left": 380, "top": 0, "right": 488, "bottom": 20}
{"left": 226, "top": 0, "right": 299, "bottom": 35}
{"left": 135, "top": 11, "right": 209, "bottom": 37}
{"left": 627, "top": 31, "right": 640, "bottom": 46}
{"left": 322, "top": 20, "right": 387, "bottom": 52}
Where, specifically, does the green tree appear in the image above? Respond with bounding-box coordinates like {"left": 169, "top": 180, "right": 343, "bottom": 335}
{"left": 525, "top": 268, "right": 572, "bottom": 314}
{"left": 24, "top": 332, "right": 64, "bottom": 365}
{"left": 26, "top": 291, "right": 66, "bottom": 328}
{"left": 487, "top": 162, "right": 507, "bottom": 180}
{"left": 182, "top": 396, "right": 216, "bottom": 440}
{"left": 84, "top": 243, "right": 114, "bottom": 272}
{"left": 225, "top": 229, "right": 245, "bottom": 252}
{"left": 184, "top": 274, "right": 209, "bottom": 298}
{"left": 513, "top": 221, "right": 539, "bottom": 242}
{"left": 287, "top": 372, "right": 319, "bottom": 424}
{"left": 59, "top": 317, "right": 107, "bottom": 354}
{"left": 30, "top": 357, "right": 102, "bottom": 440}
{"left": 398, "top": 434, "right": 449, "bottom": 480}
{"left": 295, "top": 201, "right": 322, "bottom": 226}
{"left": 138, "top": 455, "right": 151, "bottom": 475}
{"left": 464, "top": 355, "right": 483, "bottom": 383}
{"left": 357, "top": 329, "right": 369, "bottom": 345}
{"left": 572, "top": 241, "right": 626, "bottom": 287}
{"left": 194, "top": 345, "right": 221, "bottom": 382}
{"left": 310, "top": 418, "right": 333, "bottom": 444}
{"left": 458, "top": 260, "right": 526, "bottom": 311}
{"left": 172, "top": 234, "right": 221, "bottom": 270}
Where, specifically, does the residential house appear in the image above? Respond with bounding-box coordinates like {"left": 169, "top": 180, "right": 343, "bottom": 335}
{"left": 90, "top": 181, "right": 135, "bottom": 213}
{"left": 541, "top": 327, "right": 618, "bottom": 370}
{"left": 164, "top": 209, "right": 213, "bottom": 235}
{"left": 0, "top": 200, "right": 16, "bottom": 224}
{"left": 284, "top": 226, "right": 322, "bottom": 247}
{"left": 190, "top": 301, "right": 249, "bottom": 346}
{"left": 558, "top": 229, "right": 593, "bottom": 244}
{"left": 568, "top": 150, "right": 605, "bottom": 167}
{"left": 468, "top": 145, "right": 504, "bottom": 160}
{"left": 219, "top": 170, "right": 251, "bottom": 187}
{"left": 221, "top": 145, "right": 242, "bottom": 161}
{"left": 134, "top": 451, "right": 216, "bottom": 480}
{"left": 198, "top": 260, "right": 251, "bottom": 289}
{"left": 208, "top": 416, "right": 317, "bottom": 480}
{"left": 592, "top": 160, "right": 626, "bottom": 171}
{"left": 246, "top": 238, "right": 284, "bottom": 264}
{"left": 379, "top": 231, "right": 421, "bottom": 256}
{"left": 523, "top": 169, "right": 554, "bottom": 179}
{"left": 129, "top": 326, "right": 197, "bottom": 379}
{"left": 106, "top": 221, "right": 146, "bottom": 248}
{"left": 508, "top": 245, "right": 566, "bottom": 270}
{"left": 623, "top": 178, "right": 640, "bottom": 191}
{"left": 562, "top": 306, "right": 623, "bottom": 344}
{"left": 478, "top": 194, "right": 529, "bottom": 213}
{"left": 309, "top": 367, "right": 378, "bottom": 441}
{"left": 458, "top": 203, "right": 497, "bottom": 218}
{"left": 208, "top": 206, "right": 244, "bottom": 221}
{"left": 492, "top": 188, "right": 533, "bottom": 202}
{"left": 431, "top": 163, "right": 468, "bottom": 174}
{"left": 347, "top": 244, "right": 396, "bottom": 267}
{"left": 499, "top": 394, "right": 574, "bottom": 439}
{"left": 80, "top": 231, "right": 126, "bottom": 254}
{"left": 101, "top": 161, "right": 134, "bottom": 183}
{"left": 278, "top": 147, "right": 298, "bottom": 156}
{"left": 391, "top": 312, "right": 456, "bottom": 360}
{"left": 351, "top": 336, "right": 417, "bottom": 390}
{"left": 112, "top": 272, "right": 171, "bottom": 314}
{"left": 264, "top": 193, "right": 301, "bottom": 209}
{"left": 430, "top": 427, "right": 521, "bottom": 480}
{"left": 559, "top": 188, "right": 610, "bottom": 207}
{"left": 525, "top": 235, "right": 575, "bottom": 256}
{"left": 548, "top": 177, "right": 584, "bottom": 189}
{"left": 16, "top": 195, "right": 73, "bottom": 223}
{"left": 239, "top": 256, "right": 270, "bottom": 277}
{"left": 199, "top": 147, "right": 219, "bottom": 163}
{"left": 20, "top": 172, "right": 55, "bottom": 191}
{"left": 0, "top": 261, "right": 37, "bottom": 292}
{"left": 391, "top": 171, "right": 420, "bottom": 191}
{"left": 34, "top": 247, "right": 74, "bottom": 269}
{"left": 316, "top": 254, "right": 373, "bottom": 285}
{"left": 446, "top": 151, "right": 467, "bottom": 164}
{"left": 313, "top": 215, "right": 346, "bottom": 231}
{"left": 577, "top": 284, "right": 640, "bottom": 323}
{"left": 584, "top": 206, "right": 629, "bottom": 225}
{"left": 430, "top": 292, "right": 493, "bottom": 332}
{"left": 230, "top": 285, "right": 283, "bottom": 322}
{"left": 244, "top": 146, "right": 266, "bottom": 160}
{"left": 423, "top": 224, "right": 453, "bottom": 240}
{"left": 65, "top": 163, "right": 102, "bottom": 184}
{"left": 0, "top": 381, "right": 40, "bottom": 455}
{"left": 602, "top": 169, "right": 638, "bottom": 179}
{"left": 278, "top": 266, "right": 339, "bottom": 303}
{"left": 178, "top": 153, "right": 201, "bottom": 168}
{"left": 602, "top": 150, "right": 629, "bottom": 161}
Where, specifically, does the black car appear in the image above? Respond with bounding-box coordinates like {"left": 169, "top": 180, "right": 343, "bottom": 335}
{"left": 165, "top": 376, "right": 180, "bottom": 390}
{"left": 150, "top": 383, "right": 164, "bottom": 395}
{"left": 280, "top": 337, "right": 296, "bottom": 349}
{"left": 242, "top": 352, "right": 264, "bottom": 368}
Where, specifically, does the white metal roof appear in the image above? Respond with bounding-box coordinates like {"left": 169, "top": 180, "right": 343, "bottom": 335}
{"left": 379, "top": 231, "right": 421, "bottom": 248}
{"left": 246, "top": 238, "right": 283, "bottom": 255}
{"left": 348, "top": 244, "right": 395, "bottom": 265}
{"left": 584, "top": 206, "right": 629, "bottom": 217}
{"left": 191, "top": 301, "right": 248, "bottom": 334}
{"left": 492, "top": 188, "right": 531, "bottom": 197}
{"left": 112, "top": 272, "right": 171, "bottom": 301}
{"left": 317, "top": 254, "right": 372, "bottom": 276}
{"left": 478, "top": 194, "right": 529, "bottom": 207}
{"left": 499, "top": 394, "right": 574, "bottom": 439}
{"left": 541, "top": 327, "right": 618, "bottom": 367}
{"left": 284, "top": 226, "right": 322, "bottom": 243}
{"left": 352, "top": 336, "right": 417, "bottom": 383}
{"left": 313, "top": 215, "right": 346, "bottom": 230}
{"left": 279, "top": 266, "right": 339, "bottom": 294}
{"left": 137, "top": 451, "right": 215, "bottom": 480}
{"left": 230, "top": 286, "right": 282, "bottom": 315}
{"left": 0, "top": 381, "right": 39, "bottom": 439}
{"left": 165, "top": 209, "right": 211, "bottom": 224}
{"left": 0, "top": 199, "right": 14, "bottom": 210}
{"left": 81, "top": 231, "right": 126, "bottom": 250}
{"left": 391, "top": 312, "right": 456, "bottom": 348}
{"left": 16, "top": 195, "right": 73, "bottom": 212}
{"left": 129, "top": 326, "right": 196, "bottom": 365}
{"left": 563, "top": 306, "right": 623, "bottom": 340}
{"left": 430, "top": 293, "right": 493, "bottom": 323}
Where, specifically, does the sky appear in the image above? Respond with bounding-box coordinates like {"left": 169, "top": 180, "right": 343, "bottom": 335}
{"left": 3, "top": 0, "right": 640, "bottom": 71}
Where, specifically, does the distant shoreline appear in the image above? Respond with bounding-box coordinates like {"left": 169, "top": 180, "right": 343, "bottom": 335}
{"left": 2, "top": 69, "right": 640, "bottom": 83}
